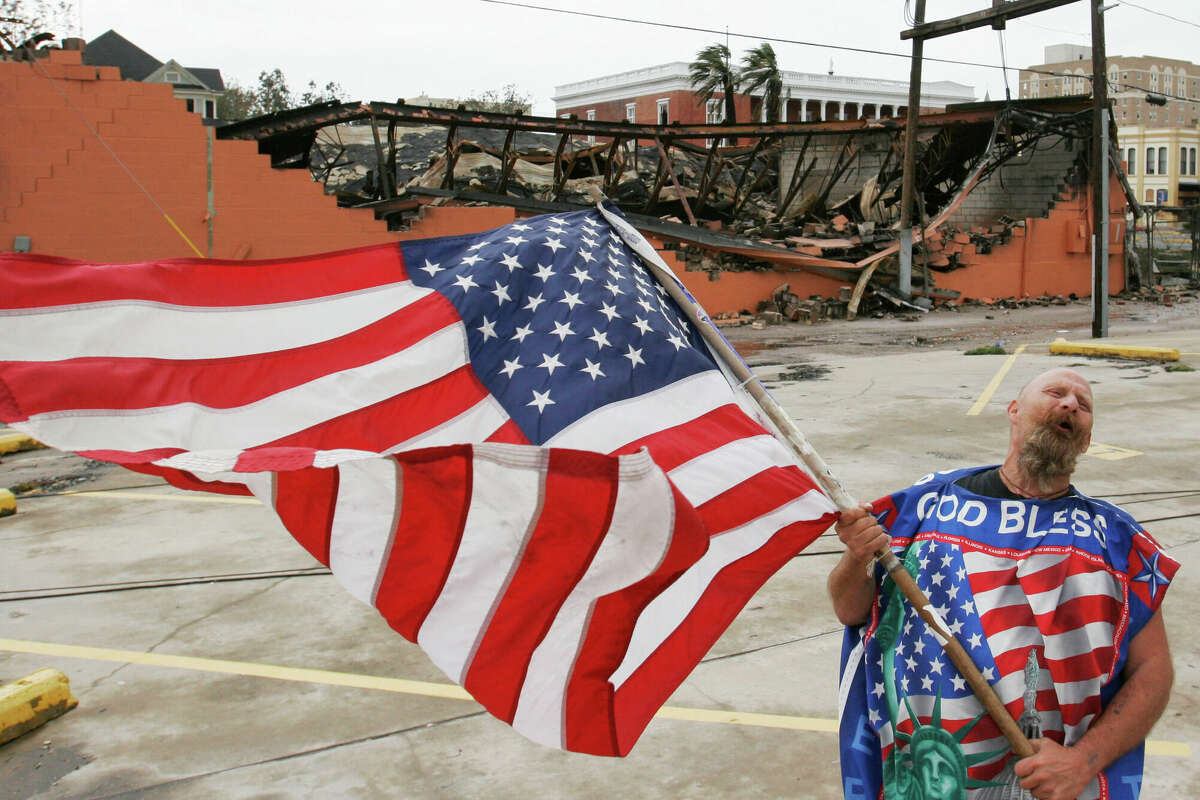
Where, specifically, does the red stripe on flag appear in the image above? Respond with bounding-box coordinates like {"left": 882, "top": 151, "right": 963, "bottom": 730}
{"left": 373, "top": 447, "right": 474, "bottom": 640}
{"left": 695, "top": 465, "right": 827, "bottom": 536}
{"left": 0, "top": 294, "right": 459, "bottom": 417}
{"left": 0, "top": 243, "right": 408, "bottom": 309}
{"left": 463, "top": 449, "right": 619, "bottom": 723}
{"left": 484, "top": 419, "right": 530, "bottom": 444}
{"left": 257, "top": 366, "right": 492, "bottom": 452}
{"left": 609, "top": 404, "right": 766, "bottom": 469}
{"left": 563, "top": 483, "right": 709, "bottom": 756}
{"left": 272, "top": 468, "right": 340, "bottom": 566}
{"left": 116, "top": 460, "right": 254, "bottom": 496}
{"left": 609, "top": 515, "right": 828, "bottom": 755}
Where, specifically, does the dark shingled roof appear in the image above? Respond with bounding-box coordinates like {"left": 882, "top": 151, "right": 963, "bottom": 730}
{"left": 188, "top": 67, "right": 225, "bottom": 92}
{"left": 84, "top": 30, "right": 224, "bottom": 91}
{"left": 84, "top": 29, "right": 161, "bottom": 81}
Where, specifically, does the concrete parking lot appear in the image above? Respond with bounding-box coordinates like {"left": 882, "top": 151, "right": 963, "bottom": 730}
{"left": 2, "top": 320, "right": 1198, "bottom": 799}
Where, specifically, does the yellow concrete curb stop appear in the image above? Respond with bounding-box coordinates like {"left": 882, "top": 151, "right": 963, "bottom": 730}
{"left": 1049, "top": 338, "right": 1180, "bottom": 362}
{"left": 0, "top": 488, "right": 14, "bottom": 518}
{"left": 0, "top": 431, "right": 45, "bottom": 456}
{"left": 0, "top": 668, "right": 78, "bottom": 746}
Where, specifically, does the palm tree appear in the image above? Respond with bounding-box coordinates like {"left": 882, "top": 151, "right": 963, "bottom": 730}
{"left": 689, "top": 43, "right": 739, "bottom": 128}
{"left": 740, "top": 42, "right": 783, "bottom": 123}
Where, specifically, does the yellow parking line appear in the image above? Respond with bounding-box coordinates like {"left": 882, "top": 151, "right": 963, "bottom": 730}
{"left": 967, "top": 344, "right": 1028, "bottom": 416}
{"left": 0, "top": 638, "right": 1187, "bottom": 753}
{"left": 61, "top": 490, "right": 260, "bottom": 505}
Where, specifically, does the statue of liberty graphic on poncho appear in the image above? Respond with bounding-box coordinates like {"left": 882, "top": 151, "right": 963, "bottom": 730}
{"left": 837, "top": 467, "right": 1177, "bottom": 800}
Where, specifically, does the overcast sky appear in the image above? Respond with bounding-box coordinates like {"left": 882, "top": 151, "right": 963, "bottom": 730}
{"left": 75, "top": 0, "right": 1199, "bottom": 115}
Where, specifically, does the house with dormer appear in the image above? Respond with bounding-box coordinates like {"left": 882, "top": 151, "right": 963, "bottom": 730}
{"left": 84, "top": 30, "right": 225, "bottom": 120}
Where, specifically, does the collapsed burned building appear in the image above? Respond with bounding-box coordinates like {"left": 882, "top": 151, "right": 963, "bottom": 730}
{"left": 0, "top": 44, "right": 1132, "bottom": 318}
{"left": 216, "top": 95, "right": 1134, "bottom": 318}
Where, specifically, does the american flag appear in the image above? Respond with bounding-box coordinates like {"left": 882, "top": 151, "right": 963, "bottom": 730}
{"left": 0, "top": 202, "right": 837, "bottom": 756}
{"left": 837, "top": 468, "right": 1177, "bottom": 799}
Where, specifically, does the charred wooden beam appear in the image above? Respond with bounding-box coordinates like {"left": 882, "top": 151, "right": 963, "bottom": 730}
{"left": 602, "top": 136, "right": 624, "bottom": 194}
{"left": 731, "top": 137, "right": 771, "bottom": 217}
{"left": 385, "top": 118, "right": 399, "bottom": 197}
{"left": 692, "top": 139, "right": 722, "bottom": 218}
{"left": 441, "top": 123, "right": 459, "bottom": 190}
{"left": 552, "top": 133, "right": 570, "bottom": 197}
{"left": 368, "top": 114, "right": 389, "bottom": 199}
{"left": 645, "top": 140, "right": 671, "bottom": 213}
{"left": 496, "top": 128, "right": 516, "bottom": 194}
{"left": 778, "top": 134, "right": 814, "bottom": 218}
{"left": 654, "top": 137, "right": 697, "bottom": 226}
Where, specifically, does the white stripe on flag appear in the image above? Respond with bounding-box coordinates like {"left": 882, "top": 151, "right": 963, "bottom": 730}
{"left": 609, "top": 490, "right": 831, "bottom": 690}
{"left": 546, "top": 370, "right": 738, "bottom": 452}
{"left": 511, "top": 451, "right": 676, "bottom": 749}
{"left": 328, "top": 458, "right": 401, "bottom": 606}
{"left": 384, "top": 395, "right": 510, "bottom": 453}
{"left": 1043, "top": 620, "right": 1117, "bottom": 661}
{"left": 417, "top": 445, "right": 546, "bottom": 684}
{"left": 19, "top": 324, "right": 469, "bottom": 452}
{"left": 0, "top": 282, "right": 431, "bottom": 361}
{"left": 668, "top": 434, "right": 812, "bottom": 507}
{"left": 1025, "top": 570, "right": 1123, "bottom": 617}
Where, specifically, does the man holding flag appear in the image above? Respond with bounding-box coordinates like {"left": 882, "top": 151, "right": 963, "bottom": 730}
{"left": 830, "top": 368, "right": 1176, "bottom": 799}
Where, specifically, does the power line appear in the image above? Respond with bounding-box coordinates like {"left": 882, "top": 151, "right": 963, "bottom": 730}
{"left": 1119, "top": 0, "right": 1200, "bottom": 30}
{"left": 483, "top": 0, "right": 1200, "bottom": 104}
{"left": 480, "top": 0, "right": 1080, "bottom": 81}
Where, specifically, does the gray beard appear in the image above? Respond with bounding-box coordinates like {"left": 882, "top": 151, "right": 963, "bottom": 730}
{"left": 1017, "top": 425, "right": 1087, "bottom": 490}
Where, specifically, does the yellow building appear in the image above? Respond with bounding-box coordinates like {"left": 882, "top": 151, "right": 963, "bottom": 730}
{"left": 1118, "top": 127, "right": 1200, "bottom": 206}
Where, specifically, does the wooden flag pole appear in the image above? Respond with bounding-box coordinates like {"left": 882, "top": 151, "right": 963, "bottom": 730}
{"left": 594, "top": 199, "right": 1035, "bottom": 759}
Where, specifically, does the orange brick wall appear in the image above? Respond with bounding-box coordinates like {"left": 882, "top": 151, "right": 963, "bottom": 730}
{"left": 0, "top": 49, "right": 400, "bottom": 262}
{"left": 934, "top": 182, "right": 1126, "bottom": 300}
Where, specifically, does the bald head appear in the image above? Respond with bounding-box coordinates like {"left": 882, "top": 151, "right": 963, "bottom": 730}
{"left": 1005, "top": 368, "right": 1094, "bottom": 487}
{"left": 1015, "top": 368, "right": 1094, "bottom": 410}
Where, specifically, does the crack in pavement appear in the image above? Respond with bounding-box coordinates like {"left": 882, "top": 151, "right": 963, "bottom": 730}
{"left": 87, "top": 710, "right": 488, "bottom": 800}
{"left": 84, "top": 578, "right": 288, "bottom": 693}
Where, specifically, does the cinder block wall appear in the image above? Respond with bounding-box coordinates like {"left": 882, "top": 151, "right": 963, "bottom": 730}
{"left": 0, "top": 50, "right": 404, "bottom": 261}
{"left": 946, "top": 136, "right": 1082, "bottom": 231}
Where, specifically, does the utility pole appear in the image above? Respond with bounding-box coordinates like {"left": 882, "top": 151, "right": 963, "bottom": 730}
{"left": 898, "top": 0, "right": 927, "bottom": 300}
{"left": 1090, "top": 0, "right": 1110, "bottom": 338}
{"left": 902, "top": 0, "right": 1118, "bottom": 335}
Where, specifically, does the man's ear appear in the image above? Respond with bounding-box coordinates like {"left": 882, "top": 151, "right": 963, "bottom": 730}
{"left": 1006, "top": 399, "right": 1019, "bottom": 420}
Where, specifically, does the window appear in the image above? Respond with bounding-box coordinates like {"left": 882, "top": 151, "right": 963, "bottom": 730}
{"left": 625, "top": 103, "right": 636, "bottom": 124}
{"left": 1191, "top": 147, "right": 1197, "bottom": 176}
{"left": 185, "top": 98, "right": 195, "bottom": 113}
{"left": 1145, "top": 189, "right": 1155, "bottom": 203}
{"left": 705, "top": 98, "right": 723, "bottom": 124}
{"left": 1127, "top": 147, "right": 1136, "bottom": 175}
{"left": 1183, "top": 147, "right": 1188, "bottom": 175}
{"left": 586, "top": 109, "right": 595, "bottom": 144}
{"left": 1147, "top": 147, "right": 1156, "bottom": 174}
{"left": 205, "top": 99, "right": 215, "bottom": 118}
{"left": 1158, "top": 146, "right": 1167, "bottom": 175}
{"left": 657, "top": 99, "right": 669, "bottom": 125}
{"left": 165, "top": 70, "right": 180, "bottom": 83}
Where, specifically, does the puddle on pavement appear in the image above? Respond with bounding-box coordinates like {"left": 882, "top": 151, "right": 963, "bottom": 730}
{"left": 774, "top": 364, "right": 833, "bottom": 382}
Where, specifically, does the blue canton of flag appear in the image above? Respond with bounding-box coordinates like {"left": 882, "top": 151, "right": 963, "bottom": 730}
{"left": 401, "top": 207, "right": 715, "bottom": 443}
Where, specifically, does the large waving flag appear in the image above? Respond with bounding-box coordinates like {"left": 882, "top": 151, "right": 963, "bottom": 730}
{"left": 0, "top": 203, "right": 837, "bottom": 755}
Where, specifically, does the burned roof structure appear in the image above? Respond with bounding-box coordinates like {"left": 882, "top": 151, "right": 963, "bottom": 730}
{"left": 216, "top": 96, "right": 1131, "bottom": 310}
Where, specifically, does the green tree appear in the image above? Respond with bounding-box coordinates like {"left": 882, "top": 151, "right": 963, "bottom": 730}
{"left": 456, "top": 83, "right": 531, "bottom": 115}
{"left": 253, "top": 68, "right": 293, "bottom": 115}
{"left": 300, "top": 79, "right": 345, "bottom": 106}
{"left": 740, "top": 42, "right": 783, "bottom": 124}
{"left": 689, "top": 43, "right": 739, "bottom": 127}
{"left": 218, "top": 82, "right": 257, "bottom": 121}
